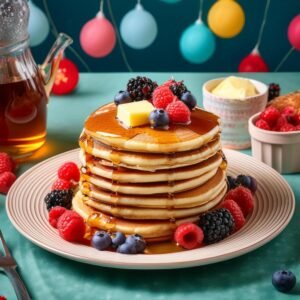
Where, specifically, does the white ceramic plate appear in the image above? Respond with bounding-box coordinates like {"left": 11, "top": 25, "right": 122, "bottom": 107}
{"left": 6, "top": 149, "right": 295, "bottom": 269}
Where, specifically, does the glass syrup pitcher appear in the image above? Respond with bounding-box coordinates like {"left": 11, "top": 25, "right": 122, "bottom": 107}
{"left": 0, "top": 0, "right": 72, "bottom": 157}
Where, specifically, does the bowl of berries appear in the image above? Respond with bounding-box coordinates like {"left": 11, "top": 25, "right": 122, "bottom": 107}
{"left": 249, "top": 99, "right": 300, "bottom": 174}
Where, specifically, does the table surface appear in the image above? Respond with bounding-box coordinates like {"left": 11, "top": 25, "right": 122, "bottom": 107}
{"left": 1, "top": 73, "right": 300, "bottom": 300}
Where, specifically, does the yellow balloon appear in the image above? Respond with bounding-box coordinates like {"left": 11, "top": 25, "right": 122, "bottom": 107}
{"left": 208, "top": 0, "right": 245, "bottom": 38}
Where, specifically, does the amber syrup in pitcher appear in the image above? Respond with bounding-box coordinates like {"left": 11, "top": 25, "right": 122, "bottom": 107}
{"left": 0, "top": 74, "right": 48, "bottom": 156}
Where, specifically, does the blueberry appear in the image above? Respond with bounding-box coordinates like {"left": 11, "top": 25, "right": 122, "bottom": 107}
{"left": 227, "top": 176, "right": 237, "bottom": 190}
{"left": 126, "top": 234, "right": 146, "bottom": 253}
{"left": 272, "top": 270, "right": 296, "bottom": 293}
{"left": 114, "top": 91, "right": 132, "bottom": 106}
{"left": 111, "top": 232, "right": 126, "bottom": 247}
{"left": 117, "top": 242, "right": 137, "bottom": 254}
{"left": 236, "top": 175, "right": 252, "bottom": 189}
{"left": 249, "top": 176, "right": 258, "bottom": 194}
{"left": 149, "top": 109, "right": 169, "bottom": 129}
{"left": 91, "top": 231, "right": 112, "bottom": 251}
{"left": 180, "top": 92, "right": 197, "bottom": 110}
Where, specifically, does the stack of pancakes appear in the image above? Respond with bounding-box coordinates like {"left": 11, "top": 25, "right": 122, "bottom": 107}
{"left": 73, "top": 103, "right": 227, "bottom": 241}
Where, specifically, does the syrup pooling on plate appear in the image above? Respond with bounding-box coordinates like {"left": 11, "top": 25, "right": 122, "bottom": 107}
{"left": 84, "top": 103, "right": 219, "bottom": 145}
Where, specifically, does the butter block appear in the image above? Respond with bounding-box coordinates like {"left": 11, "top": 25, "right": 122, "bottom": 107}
{"left": 117, "top": 100, "right": 154, "bottom": 128}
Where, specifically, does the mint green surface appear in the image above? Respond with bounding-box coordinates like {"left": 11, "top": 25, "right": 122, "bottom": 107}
{"left": 1, "top": 73, "right": 300, "bottom": 300}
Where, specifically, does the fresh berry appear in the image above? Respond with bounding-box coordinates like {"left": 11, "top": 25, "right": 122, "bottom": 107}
{"left": 169, "top": 80, "right": 188, "bottom": 98}
{"left": 272, "top": 270, "right": 296, "bottom": 293}
{"left": 274, "top": 115, "right": 288, "bottom": 131}
{"left": 114, "top": 91, "right": 132, "bottom": 106}
{"left": 248, "top": 176, "right": 258, "bottom": 194}
{"left": 0, "top": 296, "right": 7, "bottom": 300}
{"left": 281, "top": 106, "right": 295, "bottom": 117}
{"left": 52, "top": 178, "right": 72, "bottom": 191}
{"left": 255, "top": 119, "right": 270, "bottom": 130}
{"left": 91, "top": 231, "right": 112, "bottom": 250}
{"left": 44, "top": 189, "right": 73, "bottom": 211}
{"left": 58, "top": 162, "right": 80, "bottom": 182}
{"left": 117, "top": 242, "right": 137, "bottom": 254}
{"left": 0, "top": 171, "right": 16, "bottom": 194}
{"left": 223, "top": 200, "right": 246, "bottom": 231}
{"left": 227, "top": 175, "right": 237, "bottom": 190}
{"left": 111, "top": 232, "right": 126, "bottom": 247}
{"left": 48, "top": 206, "right": 67, "bottom": 228}
{"left": 198, "top": 208, "right": 235, "bottom": 244}
{"left": 268, "top": 83, "right": 280, "bottom": 101}
{"left": 224, "top": 186, "right": 254, "bottom": 217}
{"left": 152, "top": 86, "right": 174, "bottom": 109}
{"left": 295, "top": 124, "right": 300, "bottom": 131}
{"left": 166, "top": 101, "right": 191, "bottom": 124}
{"left": 57, "top": 210, "right": 85, "bottom": 242}
{"left": 161, "top": 79, "right": 175, "bottom": 88}
{"left": 280, "top": 124, "right": 295, "bottom": 132}
{"left": 174, "top": 222, "right": 204, "bottom": 250}
{"left": 126, "top": 234, "right": 146, "bottom": 253}
{"left": 180, "top": 92, "right": 197, "bottom": 110}
{"left": 149, "top": 109, "right": 170, "bottom": 129}
{"left": 0, "top": 152, "right": 15, "bottom": 173}
{"left": 236, "top": 175, "right": 251, "bottom": 189}
{"left": 127, "top": 76, "right": 158, "bottom": 101}
{"left": 260, "top": 106, "right": 280, "bottom": 127}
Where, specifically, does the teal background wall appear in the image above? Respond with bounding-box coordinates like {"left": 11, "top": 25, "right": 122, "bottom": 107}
{"left": 31, "top": 0, "right": 300, "bottom": 72}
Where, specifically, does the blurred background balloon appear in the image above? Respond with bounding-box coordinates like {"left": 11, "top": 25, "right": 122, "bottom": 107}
{"left": 288, "top": 15, "right": 300, "bottom": 50}
{"left": 28, "top": 0, "right": 50, "bottom": 46}
{"left": 180, "top": 19, "right": 216, "bottom": 64}
{"left": 80, "top": 10, "right": 116, "bottom": 58}
{"left": 208, "top": 0, "right": 245, "bottom": 38}
{"left": 238, "top": 49, "right": 269, "bottom": 72}
{"left": 120, "top": 3, "right": 157, "bottom": 49}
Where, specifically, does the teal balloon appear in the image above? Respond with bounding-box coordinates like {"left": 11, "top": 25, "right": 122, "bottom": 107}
{"left": 28, "top": 0, "right": 50, "bottom": 47}
{"left": 120, "top": 4, "right": 157, "bottom": 49}
{"left": 180, "top": 21, "right": 216, "bottom": 64}
{"left": 160, "top": 0, "right": 182, "bottom": 3}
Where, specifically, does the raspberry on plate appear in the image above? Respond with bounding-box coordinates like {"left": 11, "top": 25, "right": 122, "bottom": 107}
{"left": 0, "top": 152, "right": 15, "bottom": 174}
{"left": 273, "top": 115, "right": 288, "bottom": 131}
{"left": 223, "top": 200, "right": 246, "bottom": 231}
{"left": 58, "top": 162, "right": 80, "bottom": 182}
{"left": 174, "top": 222, "right": 204, "bottom": 249}
{"left": 48, "top": 206, "right": 67, "bottom": 228}
{"left": 280, "top": 124, "right": 295, "bottom": 132}
{"left": 57, "top": 210, "right": 86, "bottom": 242}
{"left": 255, "top": 119, "right": 270, "bottom": 130}
{"left": 166, "top": 101, "right": 191, "bottom": 124}
{"left": 152, "top": 86, "right": 175, "bottom": 109}
{"left": 260, "top": 106, "right": 280, "bottom": 127}
{"left": 224, "top": 186, "right": 254, "bottom": 217}
{"left": 281, "top": 106, "right": 295, "bottom": 117}
{"left": 0, "top": 171, "right": 16, "bottom": 194}
{"left": 52, "top": 178, "right": 72, "bottom": 191}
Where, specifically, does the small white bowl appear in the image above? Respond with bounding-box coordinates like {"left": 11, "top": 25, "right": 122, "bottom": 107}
{"left": 249, "top": 112, "right": 300, "bottom": 174}
{"left": 203, "top": 77, "right": 268, "bottom": 149}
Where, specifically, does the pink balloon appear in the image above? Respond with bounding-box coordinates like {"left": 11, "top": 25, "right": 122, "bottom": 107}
{"left": 288, "top": 14, "right": 300, "bottom": 50}
{"left": 80, "top": 13, "right": 116, "bottom": 58}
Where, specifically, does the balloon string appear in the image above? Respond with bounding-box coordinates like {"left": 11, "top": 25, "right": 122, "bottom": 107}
{"left": 42, "top": 0, "right": 91, "bottom": 72}
{"left": 100, "top": 0, "right": 104, "bottom": 13}
{"left": 254, "top": 0, "right": 271, "bottom": 50}
{"left": 198, "top": 0, "right": 204, "bottom": 21}
{"left": 274, "top": 47, "right": 294, "bottom": 72}
{"left": 137, "top": 0, "right": 141, "bottom": 5}
{"left": 107, "top": 0, "right": 133, "bottom": 72}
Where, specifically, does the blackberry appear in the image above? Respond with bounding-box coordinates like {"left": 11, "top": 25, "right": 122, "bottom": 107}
{"left": 169, "top": 80, "right": 188, "bottom": 98}
{"left": 268, "top": 83, "right": 280, "bottom": 101}
{"left": 127, "top": 76, "right": 158, "bottom": 101}
{"left": 198, "top": 208, "right": 235, "bottom": 244}
{"left": 44, "top": 189, "right": 73, "bottom": 211}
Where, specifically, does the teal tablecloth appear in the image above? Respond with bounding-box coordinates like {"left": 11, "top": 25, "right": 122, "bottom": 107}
{"left": 1, "top": 73, "right": 300, "bottom": 300}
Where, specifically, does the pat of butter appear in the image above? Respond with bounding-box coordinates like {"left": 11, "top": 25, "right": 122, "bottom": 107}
{"left": 212, "top": 76, "right": 258, "bottom": 100}
{"left": 117, "top": 100, "right": 154, "bottom": 128}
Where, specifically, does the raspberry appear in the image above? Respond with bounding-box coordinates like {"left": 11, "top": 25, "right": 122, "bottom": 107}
{"left": 255, "top": 119, "right": 270, "bottom": 130}
{"left": 166, "top": 101, "right": 191, "bottom": 124}
{"left": 52, "top": 178, "right": 72, "bottom": 191}
{"left": 295, "top": 124, "right": 300, "bottom": 131}
{"left": 57, "top": 210, "right": 86, "bottom": 242}
{"left": 48, "top": 206, "right": 67, "bottom": 228}
{"left": 223, "top": 200, "right": 246, "bottom": 231}
{"left": 273, "top": 115, "right": 287, "bottom": 131}
{"left": 282, "top": 106, "right": 295, "bottom": 117}
{"left": 260, "top": 107, "right": 280, "bottom": 127}
{"left": 174, "top": 222, "right": 204, "bottom": 249}
{"left": 280, "top": 124, "right": 295, "bottom": 132}
{"left": 152, "top": 86, "right": 175, "bottom": 109}
{"left": 0, "top": 152, "right": 15, "bottom": 173}
{"left": 58, "top": 162, "right": 80, "bottom": 182}
{"left": 224, "top": 186, "right": 254, "bottom": 217}
{"left": 0, "top": 171, "right": 16, "bottom": 194}
{"left": 161, "top": 79, "right": 174, "bottom": 88}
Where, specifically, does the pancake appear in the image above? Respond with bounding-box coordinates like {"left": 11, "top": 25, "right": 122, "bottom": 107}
{"left": 79, "top": 135, "right": 222, "bottom": 171}
{"left": 82, "top": 152, "right": 223, "bottom": 183}
{"left": 83, "top": 103, "right": 220, "bottom": 153}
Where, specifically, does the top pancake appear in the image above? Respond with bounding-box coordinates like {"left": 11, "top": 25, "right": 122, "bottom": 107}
{"left": 83, "top": 103, "right": 220, "bottom": 153}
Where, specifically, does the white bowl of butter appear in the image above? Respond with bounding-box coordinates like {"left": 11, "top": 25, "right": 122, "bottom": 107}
{"left": 203, "top": 76, "right": 268, "bottom": 150}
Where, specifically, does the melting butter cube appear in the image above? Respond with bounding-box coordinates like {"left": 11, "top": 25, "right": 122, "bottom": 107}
{"left": 117, "top": 100, "right": 154, "bottom": 128}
